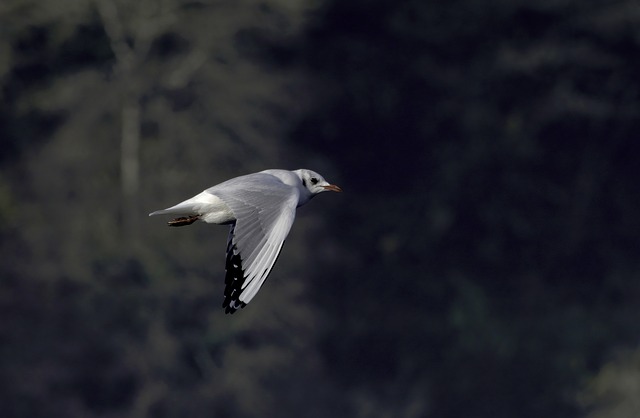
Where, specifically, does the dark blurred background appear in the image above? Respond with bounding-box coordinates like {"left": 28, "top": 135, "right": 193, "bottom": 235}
{"left": 1, "top": 0, "right": 640, "bottom": 417}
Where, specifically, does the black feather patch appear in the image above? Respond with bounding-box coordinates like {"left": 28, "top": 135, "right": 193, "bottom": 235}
{"left": 222, "top": 224, "right": 247, "bottom": 314}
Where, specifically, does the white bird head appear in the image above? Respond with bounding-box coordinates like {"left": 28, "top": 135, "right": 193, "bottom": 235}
{"left": 295, "top": 169, "right": 342, "bottom": 196}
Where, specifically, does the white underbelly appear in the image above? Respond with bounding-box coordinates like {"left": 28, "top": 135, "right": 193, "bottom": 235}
{"left": 193, "top": 193, "right": 235, "bottom": 224}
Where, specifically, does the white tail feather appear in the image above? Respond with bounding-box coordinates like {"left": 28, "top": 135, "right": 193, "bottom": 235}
{"left": 148, "top": 202, "right": 199, "bottom": 217}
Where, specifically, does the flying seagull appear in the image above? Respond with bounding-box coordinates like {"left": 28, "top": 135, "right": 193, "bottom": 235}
{"left": 149, "top": 169, "right": 342, "bottom": 314}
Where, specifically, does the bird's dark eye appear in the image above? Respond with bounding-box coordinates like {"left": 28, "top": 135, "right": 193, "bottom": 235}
{"left": 310, "top": 177, "right": 319, "bottom": 185}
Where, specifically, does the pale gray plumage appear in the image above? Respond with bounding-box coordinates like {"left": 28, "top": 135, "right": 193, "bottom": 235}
{"left": 149, "top": 169, "right": 342, "bottom": 313}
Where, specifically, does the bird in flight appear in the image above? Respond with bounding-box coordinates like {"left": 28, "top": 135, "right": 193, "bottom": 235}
{"left": 149, "top": 169, "right": 342, "bottom": 314}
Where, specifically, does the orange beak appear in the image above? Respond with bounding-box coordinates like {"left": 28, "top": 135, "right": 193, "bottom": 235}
{"left": 322, "top": 184, "right": 343, "bottom": 192}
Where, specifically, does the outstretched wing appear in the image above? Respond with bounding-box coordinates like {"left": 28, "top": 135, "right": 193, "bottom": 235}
{"left": 214, "top": 174, "right": 299, "bottom": 313}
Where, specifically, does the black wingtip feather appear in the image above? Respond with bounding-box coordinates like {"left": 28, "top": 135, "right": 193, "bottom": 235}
{"left": 222, "top": 224, "right": 248, "bottom": 314}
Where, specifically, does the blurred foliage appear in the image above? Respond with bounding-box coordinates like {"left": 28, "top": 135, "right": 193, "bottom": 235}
{"left": 298, "top": 0, "right": 640, "bottom": 417}
{"left": 1, "top": 0, "right": 640, "bottom": 417}
{"left": 580, "top": 348, "right": 640, "bottom": 418}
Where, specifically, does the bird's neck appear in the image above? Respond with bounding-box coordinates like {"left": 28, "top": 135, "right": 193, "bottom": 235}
{"left": 296, "top": 187, "right": 314, "bottom": 207}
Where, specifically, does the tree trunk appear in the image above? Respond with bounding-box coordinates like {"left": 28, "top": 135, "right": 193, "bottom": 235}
{"left": 121, "top": 94, "right": 141, "bottom": 252}
{"left": 96, "top": 0, "right": 142, "bottom": 255}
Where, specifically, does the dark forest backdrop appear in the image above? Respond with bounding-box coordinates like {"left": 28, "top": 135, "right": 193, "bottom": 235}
{"left": 1, "top": 0, "right": 640, "bottom": 417}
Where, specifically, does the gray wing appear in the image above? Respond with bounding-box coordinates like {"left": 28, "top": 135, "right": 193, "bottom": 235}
{"left": 213, "top": 173, "right": 299, "bottom": 313}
